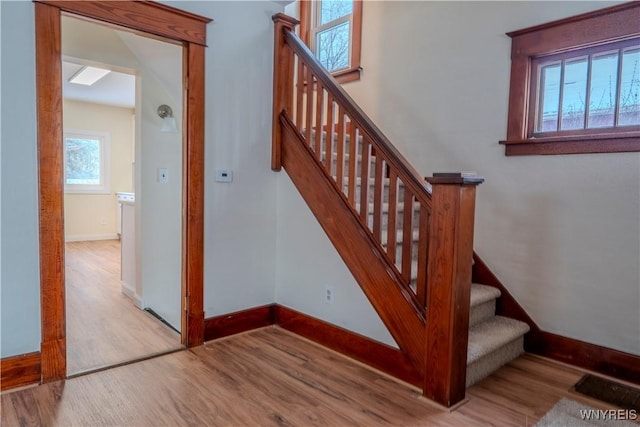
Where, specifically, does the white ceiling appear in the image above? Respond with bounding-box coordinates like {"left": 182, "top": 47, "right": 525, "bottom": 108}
{"left": 62, "top": 61, "right": 136, "bottom": 108}
{"left": 61, "top": 14, "right": 182, "bottom": 110}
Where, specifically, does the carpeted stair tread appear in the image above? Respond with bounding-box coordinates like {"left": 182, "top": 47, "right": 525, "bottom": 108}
{"left": 470, "top": 284, "right": 501, "bottom": 308}
{"left": 467, "top": 316, "right": 530, "bottom": 364}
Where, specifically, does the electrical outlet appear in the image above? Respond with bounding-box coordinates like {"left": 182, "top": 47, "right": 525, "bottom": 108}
{"left": 100, "top": 216, "right": 106, "bottom": 225}
{"left": 158, "top": 168, "right": 169, "bottom": 184}
{"left": 323, "top": 284, "right": 335, "bottom": 304}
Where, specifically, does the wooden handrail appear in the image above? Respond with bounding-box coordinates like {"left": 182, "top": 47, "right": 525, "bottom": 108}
{"left": 280, "top": 23, "right": 432, "bottom": 209}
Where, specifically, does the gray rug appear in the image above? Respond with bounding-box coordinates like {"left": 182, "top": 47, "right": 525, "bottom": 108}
{"left": 534, "top": 398, "right": 637, "bottom": 427}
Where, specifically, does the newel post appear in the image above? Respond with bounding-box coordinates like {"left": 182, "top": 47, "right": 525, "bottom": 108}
{"left": 271, "top": 13, "right": 299, "bottom": 171}
{"left": 423, "top": 172, "right": 484, "bottom": 407}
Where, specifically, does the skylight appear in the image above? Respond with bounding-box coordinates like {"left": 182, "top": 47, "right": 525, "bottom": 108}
{"left": 69, "top": 66, "right": 111, "bottom": 86}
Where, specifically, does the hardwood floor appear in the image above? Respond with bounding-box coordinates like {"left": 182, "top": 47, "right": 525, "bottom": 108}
{"left": 1, "top": 327, "right": 629, "bottom": 426}
{"left": 66, "top": 240, "right": 181, "bottom": 376}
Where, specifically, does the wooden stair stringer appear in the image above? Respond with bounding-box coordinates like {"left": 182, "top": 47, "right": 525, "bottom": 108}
{"left": 280, "top": 113, "right": 426, "bottom": 378}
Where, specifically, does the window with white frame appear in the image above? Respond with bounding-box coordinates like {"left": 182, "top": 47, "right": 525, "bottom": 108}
{"left": 531, "top": 38, "right": 639, "bottom": 135}
{"left": 64, "top": 130, "right": 110, "bottom": 193}
{"left": 312, "top": 1, "right": 353, "bottom": 72}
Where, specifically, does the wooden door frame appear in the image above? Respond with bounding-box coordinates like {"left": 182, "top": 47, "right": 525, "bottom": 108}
{"left": 34, "top": 0, "right": 211, "bottom": 382}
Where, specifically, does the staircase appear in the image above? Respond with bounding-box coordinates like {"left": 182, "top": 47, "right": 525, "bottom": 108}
{"left": 271, "top": 13, "right": 529, "bottom": 407}
{"left": 320, "top": 131, "right": 530, "bottom": 387}
{"left": 467, "top": 285, "right": 529, "bottom": 386}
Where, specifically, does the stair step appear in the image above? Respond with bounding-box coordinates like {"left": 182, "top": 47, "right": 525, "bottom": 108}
{"left": 467, "top": 316, "right": 529, "bottom": 364}
{"left": 470, "top": 284, "right": 501, "bottom": 308}
{"left": 469, "top": 284, "right": 501, "bottom": 327}
{"left": 466, "top": 316, "right": 530, "bottom": 386}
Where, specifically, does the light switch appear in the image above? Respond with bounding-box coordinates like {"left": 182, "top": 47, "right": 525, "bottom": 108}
{"left": 158, "top": 168, "right": 169, "bottom": 183}
{"left": 215, "top": 169, "right": 233, "bottom": 183}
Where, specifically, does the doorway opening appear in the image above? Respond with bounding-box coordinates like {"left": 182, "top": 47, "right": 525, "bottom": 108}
{"left": 35, "top": 0, "right": 210, "bottom": 383}
{"left": 61, "top": 14, "right": 183, "bottom": 376}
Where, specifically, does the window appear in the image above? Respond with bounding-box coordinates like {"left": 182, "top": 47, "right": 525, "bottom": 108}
{"left": 501, "top": 2, "right": 640, "bottom": 156}
{"left": 64, "top": 130, "right": 110, "bottom": 193}
{"left": 300, "top": 0, "right": 362, "bottom": 83}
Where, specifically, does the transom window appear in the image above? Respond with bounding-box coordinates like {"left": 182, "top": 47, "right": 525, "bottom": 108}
{"left": 64, "top": 130, "right": 110, "bottom": 193}
{"left": 300, "top": 0, "right": 362, "bottom": 83}
{"left": 531, "top": 38, "right": 639, "bottom": 135}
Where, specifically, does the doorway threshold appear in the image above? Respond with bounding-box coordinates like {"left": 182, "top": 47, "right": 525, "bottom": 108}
{"left": 66, "top": 347, "right": 185, "bottom": 380}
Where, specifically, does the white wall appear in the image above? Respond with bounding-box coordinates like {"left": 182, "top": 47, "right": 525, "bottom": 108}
{"left": 167, "top": 1, "right": 283, "bottom": 317}
{"left": 281, "top": 1, "right": 639, "bottom": 355}
{"left": 137, "top": 48, "right": 183, "bottom": 330}
{"left": 276, "top": 173, "right": 396, "bottom": 345}
{"left": 0, "top": 1, "right": 41, "bottom": 357}
{"left": 63, "top": 100, "right": 134, "bottom": 241}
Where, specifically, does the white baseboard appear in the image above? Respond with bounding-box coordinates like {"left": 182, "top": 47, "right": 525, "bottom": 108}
{"left": 65, "top": 233, "right": 119, "bottom": 242}
{"left": 121, "top": 281, "right": 142, "bottom": 308}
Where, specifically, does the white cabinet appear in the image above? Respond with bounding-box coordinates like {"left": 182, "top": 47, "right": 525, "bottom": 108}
{"left": 118, "top": 193, "right": 139, "bottom": 307}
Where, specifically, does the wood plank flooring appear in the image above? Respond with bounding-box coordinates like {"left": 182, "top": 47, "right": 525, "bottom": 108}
{"left": 66, "top": 240, "right": 181, "bottom": 376}
{"left": 1, "top": 327, "right": 630, "bottom": 426}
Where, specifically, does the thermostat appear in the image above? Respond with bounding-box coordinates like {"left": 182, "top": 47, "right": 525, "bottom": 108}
{"left": 215, "top": 169, "right": 233, "bottom": 183}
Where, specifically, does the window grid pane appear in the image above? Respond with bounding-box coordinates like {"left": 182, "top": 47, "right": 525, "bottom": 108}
{"left": 619, "top": 47, "right": 640, "bottom": 126}
{"left": 561, "top": 57, "right": 588, "bottom": 131}
{"left": 316, "top": 21, "right": 350, "bottom": 72}
{"left": 319, "top": 0, "right": 353, "bottom": 26}
{"left": 65, "top": 137, "right": 101, "bottom": 185}
{"left": 538, "top": 63, "right": 561, "bottom": 132}
{"left": 588, "top": 51, "right": 619, "bottom": 129}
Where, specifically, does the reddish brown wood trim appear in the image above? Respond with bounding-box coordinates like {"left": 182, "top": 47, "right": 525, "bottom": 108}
{"left": 505, "top": 56, "right": 530, "bottom": 141}
{"left": 272, "top": 14, "right": 300, "bottom": 171}
{"left": 183, "top": 42, "right": 206, "bottom": 348}
{"left": 299, "top": 0, "right": 311, "bottom": 46}
{"left": 423, "top": 174, "right": 482, "bottom": 407}
{"left": 275, "top": 305, "right": 421, "bottom": 387}
{"left": 501, "top": 136, "right": 640, "bottom": 156}
{"left": 503, "top": 2, "right": 640, "bottom": 155}
{"left": 279, "top": 111, "right": 426, "bottom": 376}
{"left": 35, "top": 0, "right": 209, "bottom": 379}
{"left": 472, "top": 253, "right": 540, "bottom": 333}
{"left": 333, "top": 66, "right": 361, "bottom": 84}
{"left": 35, "top": 2, "right": 67, "bottom": 383}
{"left": 526, "top": 332, "right": 640, "bottom": 385}
{"left": 349, "top": 0, "right": 363, "bottom": 76}
{"left": 204, "top": 305, "right": 276, "bottom": 341}
{"left": 34, "top": 1, "right": 211, "bottom": 46}
{"left": 507, "top": 2, "right": 640, "bottom": 53}
{"left": 1, "top": 352, "right": 41, "bottom": 391}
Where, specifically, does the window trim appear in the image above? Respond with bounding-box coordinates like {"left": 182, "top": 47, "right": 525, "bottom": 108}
{"left": 300, "top": 0, "right": 362, "bottom": 84}
{"left": 500, "top": 2, "right": 640, "bottom": 156}
{"left": 63, "top": 129, "right": 111, "bottom": 194}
